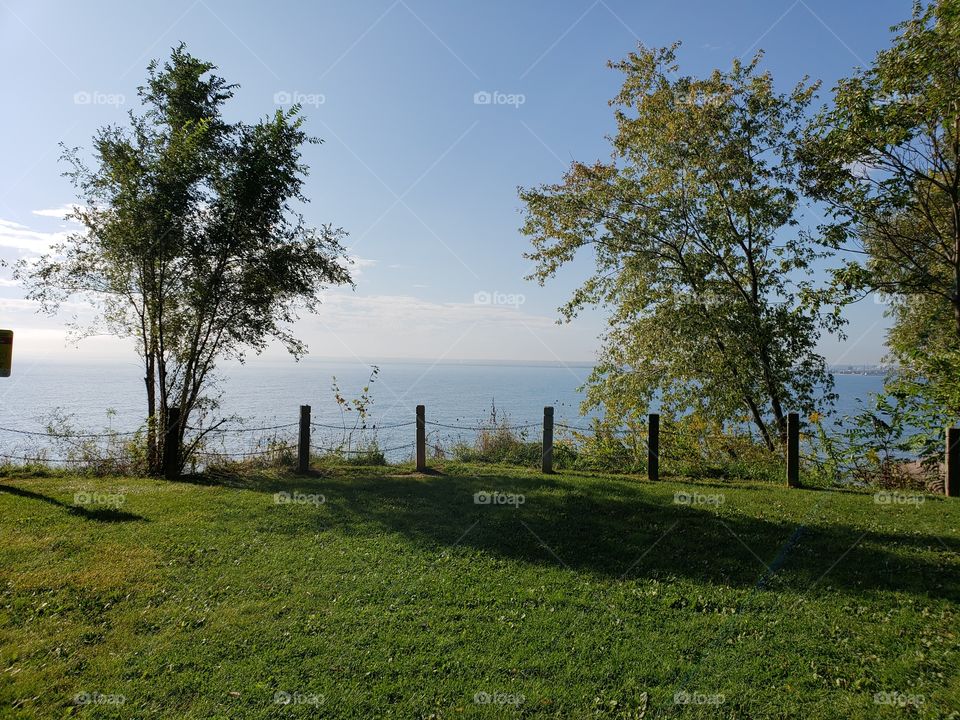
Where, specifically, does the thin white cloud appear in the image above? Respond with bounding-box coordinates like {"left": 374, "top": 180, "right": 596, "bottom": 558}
{"left": 345, "top": 254, "right": 376, "bottom": 277}
{"left": 0, "top": 278, "right": 20, "bottom": 288}
{"left": 0, "top": 218, "right": 68, "bottom": 254}
{"left": 31, "top": 204, "right": 83, "bottom": 221}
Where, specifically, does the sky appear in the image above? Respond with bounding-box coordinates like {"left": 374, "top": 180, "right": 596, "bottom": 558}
{"left": 0, "top": 0, "right": 913, "bottom": 366}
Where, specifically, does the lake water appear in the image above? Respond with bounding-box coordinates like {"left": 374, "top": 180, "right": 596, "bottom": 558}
{"left": 0, "top": 358, "right": 885, "bottom": 462}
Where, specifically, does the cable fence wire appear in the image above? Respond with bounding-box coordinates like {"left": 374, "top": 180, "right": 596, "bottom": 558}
{"left": 310, "top": 420, "right": 417, "bottom": 430}
{"left": 799, "top": 452, "right": 871, "bottom": 474}
{"left": 0, "top": 425, "right": 142, "bottom": 438}
{"left": 193, "top": 442, "right": 299, "bottom": 459}
{"left": 186, "top": 421, "right": 300, "bottom": 434}
{"left": 424, "top": 420, "right": 542, "bottom": 432}
{"left": 310, "top": 441, "right": 416, "bottom": 455}
{"left": 0, "top": 452, "right": 112, "bottom": 465}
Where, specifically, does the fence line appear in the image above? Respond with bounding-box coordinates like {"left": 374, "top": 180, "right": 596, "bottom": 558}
{"left": 2, "top": 403, "right": 958, "bottom": 497}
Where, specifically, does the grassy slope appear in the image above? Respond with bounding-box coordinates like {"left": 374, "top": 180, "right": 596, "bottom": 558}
{"left": 0, "top": 464, "right": 958, "bottom": 719}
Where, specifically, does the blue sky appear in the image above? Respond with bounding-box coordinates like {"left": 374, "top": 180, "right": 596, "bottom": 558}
{"left": 0, "top": 0, "right": 910, "bottom": 365}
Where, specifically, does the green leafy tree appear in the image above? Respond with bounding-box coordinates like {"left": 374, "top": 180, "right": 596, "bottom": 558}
{"left": 519, "top": 44, "right": 841, "bottom": 449}
{"left": 801, "top": 0, "right": 960, "bottom": 444}
{"left": 18, "top": 45, "right": 352, "bottom": 474}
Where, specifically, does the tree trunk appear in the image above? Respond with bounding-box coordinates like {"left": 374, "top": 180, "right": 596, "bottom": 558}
{"left": 745, "top": 394, "right": 776, "bottom": 452}
{"left": 758, "top": 346, "right": 787, "bottom": 445}
{"left": 953, "top": 217, "right": 960, "bottom": 338}
{"left": 709, "top": 330, "right": 776, "bottom": 451}
{"left": 145, "top": 352, "right": 158, "bottom": 475}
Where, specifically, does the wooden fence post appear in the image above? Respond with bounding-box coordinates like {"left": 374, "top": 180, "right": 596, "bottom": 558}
{"left": 787, "top": 412, "right": 800, "bottom": 488}
{"left": 946, "top": 427, "right": 959, "bottom": 497}
{"left": 648, "top": 413, "right": 659, "bottom": 482}
{"left": 298, "top": 405, "right": 311, "bottom": 474}
{"left": 416, "top": 405, "right": 426, "bottom": 472}
{"left": 542, "top": 406, "right": 554, "bottom": 473}
{"left": 163, "top": 406, "right": 181, "bottom": 480}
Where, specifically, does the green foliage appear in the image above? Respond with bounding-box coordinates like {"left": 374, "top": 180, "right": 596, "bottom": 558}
{"left": 658, "top": 414, "right": 786, "bottom": 483}
{"left": 320, "top": 365, "right": 389, "bottom": 465}
{"left": 801, "top": 0, "right": 960, "bottom": 450}
{"left": 329, "top": 366, "right": 380, "bottom": 453}
{"left": 565, "top": 418, "right": 646, "bottom": 473}
{"left": 451, "top": 407, "right": 546, "bottom": 466}
{"left": 806, "top": 404, "right": 937, "bottom": 491}
{"left": 17, "top": 44, "right": 352, "bottom": 474}
{"left": 313, "top": 441, "right": 388, "bottom": 467}
{"left": 520, "top": 44, "right": 840, "bottom": 451}
{"left": 10, "top": 409, "right": 150, "bottom": 477}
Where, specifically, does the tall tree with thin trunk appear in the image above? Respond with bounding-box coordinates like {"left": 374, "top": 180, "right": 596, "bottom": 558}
{"left": 18, "top": 44, "right": 352, "bottom": 474}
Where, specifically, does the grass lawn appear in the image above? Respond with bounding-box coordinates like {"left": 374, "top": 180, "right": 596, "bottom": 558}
{"left": 1, "top": 463, "right": 958, "bottom": 718}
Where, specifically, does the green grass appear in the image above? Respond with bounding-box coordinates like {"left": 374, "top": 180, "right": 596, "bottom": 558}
{"left": 1, "top": 463, "right": 958, "bottom": 718}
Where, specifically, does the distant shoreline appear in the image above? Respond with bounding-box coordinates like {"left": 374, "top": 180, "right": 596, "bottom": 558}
{"left": 6, "top": 356, "right": 888, "bottom": 374}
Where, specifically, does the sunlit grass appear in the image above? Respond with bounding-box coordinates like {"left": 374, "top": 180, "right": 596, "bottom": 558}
{"left": 1, "top": 463, "right": 957, "bottom": 718}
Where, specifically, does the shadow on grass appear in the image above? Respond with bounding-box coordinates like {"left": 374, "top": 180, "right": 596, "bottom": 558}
{"left": 0, "top": 483, "right": 145, "bottom": 523}
{"left": 184, "top": 464, "right": 960, "bottom": 602}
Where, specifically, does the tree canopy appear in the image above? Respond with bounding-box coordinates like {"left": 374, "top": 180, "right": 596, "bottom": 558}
{"left": 801, "top": 0, "right": 960, "bottom": 450}
{"left": 520, "top": 44, "right": 841, "bottom": 448}
{"left": 18, "top": 44, "right": 352, "bottom": 473}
